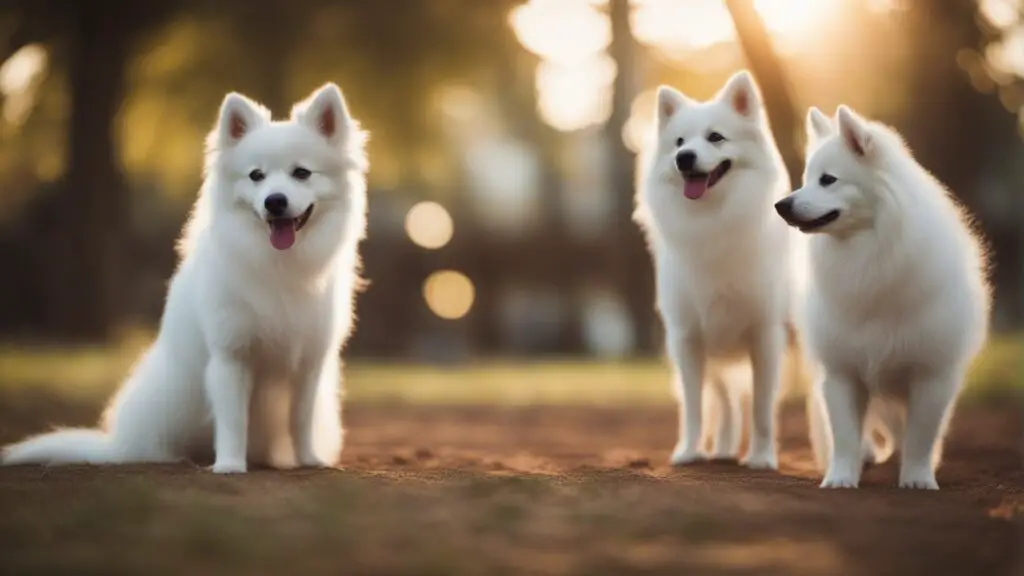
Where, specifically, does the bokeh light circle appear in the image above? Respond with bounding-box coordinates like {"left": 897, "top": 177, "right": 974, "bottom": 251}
{"left": 423, "top": 270, "right": 475, "bottom": 320}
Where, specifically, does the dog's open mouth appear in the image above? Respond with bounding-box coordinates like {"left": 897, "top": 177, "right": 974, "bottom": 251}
{"left": 682, "top": 160, "right": 732, "bottom": 200}
{"left": 796, "top": 209, "right": 840, "bottom": 233}
{"left": 267, "top": 204, "right": 314, "bottom": 251}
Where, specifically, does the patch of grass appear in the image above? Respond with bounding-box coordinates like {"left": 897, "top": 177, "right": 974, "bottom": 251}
{"left": 0, "top": 332, "right": 1019, "bottom": 406}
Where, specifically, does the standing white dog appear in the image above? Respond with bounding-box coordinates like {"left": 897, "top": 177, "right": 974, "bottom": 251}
{"left": 635, "top": 71, "right": 800, "bottom": 469}
{"left": 2, "top": 83, "right": 368, "bottom": 474}
{"left": 777, "top": 105, "right": 990, "bottom": 489}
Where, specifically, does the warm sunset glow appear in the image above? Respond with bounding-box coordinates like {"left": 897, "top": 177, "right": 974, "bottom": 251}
{"left": 510, "top": 0, "right": 616, "bottom": 132}
{"left": 424, "top": 270, "right": 476, "bottom": 320}
{"left": 633, "top": 0, "right": 840, "bottom": 52}
{"left": 536, "top": 54, "right": 617, "bottom": 132}
{"left": 758, "top": 0, "right": 833, "bottom": 35}
{"left": 512, "top": 0, "right": 844, "bottom": 132}
{"left": 632, "top": 0, "right": 735, "bottom": 52}
{"left": 0, "top": 43, "right": 48, "bottom": 127}
{"left": 987, "top": 26, "right": 1024, "bottom": 77}
{"left": 509, "top": 0, "right": 611, "bottom": 65}
{"left": 978, "top": 0, "right": 1021, "bottom": 29}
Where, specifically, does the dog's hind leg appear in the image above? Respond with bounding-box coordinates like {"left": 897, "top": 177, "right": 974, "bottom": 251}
{"left": 743, "top": 325, "right": 784, "bottom": 470}
{"left": 707, "top": 376, "right": 741, "bottom": 460}
{"left": 820, "top": 372, "right": 868, "bottom": 488}
{"left": 291, "top": 352, "right": 342, "bottom": 468}
{"left": 899, "top": 376, "right": 959, "bottom": 490}
{"left": 249, "top": 381, "right": 297, "bottom": 470}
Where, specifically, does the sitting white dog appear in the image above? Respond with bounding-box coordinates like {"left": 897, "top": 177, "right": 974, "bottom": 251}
{"left": 777, "top": 105, "right": 990, "bottom": 489}
{"left": 2, "top": 83, "right": 368, "bottom": 473}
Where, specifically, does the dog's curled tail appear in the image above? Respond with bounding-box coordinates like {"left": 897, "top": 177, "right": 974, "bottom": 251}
{"left": 1, "top": 429, "right": 120, "bottom": 466}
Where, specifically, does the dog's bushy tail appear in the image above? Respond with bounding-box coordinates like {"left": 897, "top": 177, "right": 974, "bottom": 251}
{"left": 1, "top": 429, "right": 120, "bottom": 466}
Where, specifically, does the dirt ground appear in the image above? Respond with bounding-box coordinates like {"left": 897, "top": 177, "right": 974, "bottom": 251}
{"left": 0, "top": 393, "right": 1020, "bottom": 575}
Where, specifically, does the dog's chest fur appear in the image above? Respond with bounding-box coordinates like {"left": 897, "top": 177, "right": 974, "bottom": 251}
{"left": 200, "top": 254, "right": 341, "bottom": 380}
{"left": 656, "top": 242, "right": 771, "bottom": 358}
{"left": 248, "top": 284, "right": 332, "bottom": 377}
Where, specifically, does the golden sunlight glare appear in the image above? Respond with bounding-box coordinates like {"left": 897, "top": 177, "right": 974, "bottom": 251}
{"left": 978, "top": 0, "right": 1021, "bottom": 29}
{"left": 985, "top": 25, "right": 1024, "bottom": 78}
{"left": 536, "top": 54, "right": 617, "bottom": 132}
{"left": 424, "top": 270, "right": 476, "bottom": 320}
{"left": 512, "top": 0, "right": 842, "bottom": 131}
{"left": 405, "top": 201, "right": 455, "bottom": 250}
{"left": 632, "top": 0, "right": 735, "bottom": 52}
{"left": 755, "top": 0, "right": 831, "bottom": 36}
{"left": 631, "top": 0, "right": 838, "bottom": 52}
{"left": 510, "top": 0, "right": 616, "bottom": 132}
{"left": 0, "top": 43, "right": 48, "bottom": 127}
{"left": 510, "top": 0, "right": 611, "bottom": 65}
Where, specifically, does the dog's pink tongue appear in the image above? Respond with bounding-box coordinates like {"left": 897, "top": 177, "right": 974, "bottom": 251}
{"left": 684, "top": 180, "right": 708, "bottom": 200}
{"left": 270, "top": 220, "right": 296, "bottom": 250}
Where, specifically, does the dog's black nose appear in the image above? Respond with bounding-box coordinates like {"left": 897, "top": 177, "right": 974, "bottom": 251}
{"left": 264, "top": 193, "right": 289, "bottom": 217}
{"left": 675, "top": 151, "right": 697, "bottom": 173}
{"left": 774, "top": 197, "right": 795, "bottom": 220}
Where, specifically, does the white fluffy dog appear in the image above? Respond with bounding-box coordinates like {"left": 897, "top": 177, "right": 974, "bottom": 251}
{"left": 2, "top": 83, "right": 368, "bottom": 474}
{"left": 777, "top": 105, "right": 990, "bottom": 489}
{"left": 635, "top": 71, "right": 801, "bottom": 469}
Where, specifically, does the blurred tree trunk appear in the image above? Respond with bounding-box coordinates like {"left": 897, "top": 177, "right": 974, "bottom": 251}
{"left": 900, "top": 1, "right": 986, "bottom": 198}
{"left": 605, "top": 0, "right": 655, "bottom": 355}
{"left": 901, "top": 0, "right": 1019, "bottom": 327}
{"left": 724, "top": 0, "right": 802, "bottom": 186}
{"left": 42, "top": 2, "right": 132, "bottom": 341}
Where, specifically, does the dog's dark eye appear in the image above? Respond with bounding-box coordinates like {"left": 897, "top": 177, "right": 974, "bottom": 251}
{"left": 819, "top": 173, "right": 837, "bottom": 187}
{"left": 675, "top": 137, "right": 684, "bottom": 147}
{"left": 248, "top": 169, "right": 265, "bottom": 183}
{"left": 707, "top": 131, "right": 726, "bottom": 143}
{"left": 291, "top": 167, "right": 312, "bottom": 181}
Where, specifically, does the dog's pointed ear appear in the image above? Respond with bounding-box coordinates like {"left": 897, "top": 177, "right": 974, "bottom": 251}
{"left": 806, "top": 107, "right": 833, "bottom": 142}
{"left": 217, "top": 93, "right": 269, "bottom": 147}
{"left": 656, "top": 85, "right": 690, "bottom": 127}
{"left": 716, "top": 70, "right": 762, "bottom": 119}
{"left": 836, "top": 105, "right": 873, "bottom": 159}
{"left": 292, "top": 83, "right": 353, "bottom": 144}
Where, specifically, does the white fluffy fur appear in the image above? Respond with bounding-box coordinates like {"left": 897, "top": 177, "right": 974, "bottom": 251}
{"left": 1, "top": 83, "right": 369, "bottom": 474}
{"left": 635, "top": 71, "right": 802, "bottom": 469}
{"left": 781, "top": 105, "right": 990, "bottom": 489}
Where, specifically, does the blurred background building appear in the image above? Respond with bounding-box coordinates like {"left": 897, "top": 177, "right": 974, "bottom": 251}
{"left": 1, "top": 0, "right": 1022, "bottom": 361}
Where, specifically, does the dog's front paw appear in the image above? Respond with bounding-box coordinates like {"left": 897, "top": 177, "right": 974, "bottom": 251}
{"left": 741, "top": 447, "right": 778, "bottom": 470}
{"left": 819, "top": 456, "right": 861, "bottom": 488}
{"left": 211, "top": 460, "right": 247, "bottom": 474}
{"left": 820, "top": 467, "right": 860, "bottom": 488}
{"left": 899, "top": 466, "right": 938, "bottom": 490}
{"left": 670, "top": 446, "right": 707, "bottom": 466}
{"left": 820, "top": 476, "right": 858, "bottom": 488}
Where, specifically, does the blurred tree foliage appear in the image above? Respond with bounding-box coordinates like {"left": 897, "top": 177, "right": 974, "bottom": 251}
{"left": 0, "top": 0, "right": 517, "bottom": 342}
{"left": 0, "top": 0, "right": 1021, "bottom": 347}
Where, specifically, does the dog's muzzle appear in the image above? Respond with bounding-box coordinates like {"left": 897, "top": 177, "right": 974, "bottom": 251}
{"left": 775, "top": 196, "right": 839, "bottom": 232}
